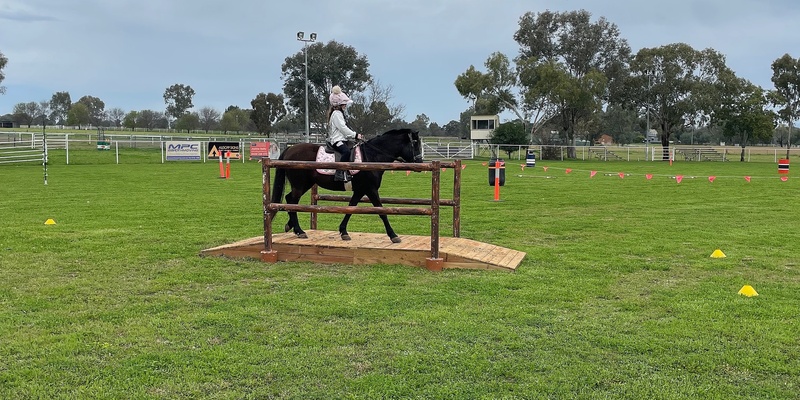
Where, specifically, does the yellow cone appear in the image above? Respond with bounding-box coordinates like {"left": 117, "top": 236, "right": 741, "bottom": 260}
{"left": 738, "top": 285, "right": 758, "bottom": 297}
{"left": 44, "top": 219, "right": 56, "bottom": 225}
{"left": 710, "top": 249, "right": 726, "bottom": 258}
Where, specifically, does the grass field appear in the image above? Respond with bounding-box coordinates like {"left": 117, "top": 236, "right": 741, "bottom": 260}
{"left": 1, "top": 152, "right": 799, "bottom": 399}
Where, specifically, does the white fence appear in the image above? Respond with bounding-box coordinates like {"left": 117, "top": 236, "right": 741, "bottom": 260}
{"left": 0, "top": 133, "right": 45, "bottom": 165}
{"left": 3, "top": 132, "right": 798, "bottom": 165}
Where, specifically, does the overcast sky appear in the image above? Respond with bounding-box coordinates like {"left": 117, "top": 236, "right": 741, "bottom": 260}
{"left": 1, "top": 0, "right": 798, "bottom": 126}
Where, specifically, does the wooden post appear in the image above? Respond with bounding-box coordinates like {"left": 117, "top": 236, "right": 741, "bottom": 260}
{"left": 452, "top": 159, "right": 461, "bottom": 238}
{"left": 427, "top": 160, "right": 443, "bottom": 271}
{"left": 310, "top": 184, "right": 318, "bottom": 230}
{"left": 260, "top": 159, "right": 277, "bottom": 262}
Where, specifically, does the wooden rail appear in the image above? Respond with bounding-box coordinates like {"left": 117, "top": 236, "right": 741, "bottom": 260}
{"left": 309, "top": 159, "right": 461, "bottom": 237}
{"left": 261, "top": 159, "right": 461, "bottom": 271}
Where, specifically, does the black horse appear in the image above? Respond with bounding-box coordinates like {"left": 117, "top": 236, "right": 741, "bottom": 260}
{"left": 270, "top": 128, "right": 423, "bottom": 243}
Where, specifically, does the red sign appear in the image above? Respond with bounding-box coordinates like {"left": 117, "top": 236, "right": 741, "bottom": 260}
{"left": 250, "top": 142, "right": 270, "bottom": 159}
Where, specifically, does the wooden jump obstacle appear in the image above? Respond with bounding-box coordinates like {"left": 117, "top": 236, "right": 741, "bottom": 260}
{"left": 201, "top": 158, "right": 525, "bottom": 271}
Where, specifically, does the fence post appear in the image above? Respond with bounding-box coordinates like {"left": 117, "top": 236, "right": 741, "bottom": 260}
{"left": 427, "top": 160, "right": 443, "bottom": 271}
{"left": 261, "top": 158, "right": 277, "bottom": 262}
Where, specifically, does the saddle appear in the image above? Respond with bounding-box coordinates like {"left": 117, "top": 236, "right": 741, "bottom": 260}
{"left": 315, "top": 141, "right": 362, "bottom": 176}
{"left": 324, "top": 140, "right": 355, "bottom": 162}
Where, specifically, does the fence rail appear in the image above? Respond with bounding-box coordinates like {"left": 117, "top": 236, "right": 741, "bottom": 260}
{"left": 261, "top": 159, "right": 459, "bottom": 270}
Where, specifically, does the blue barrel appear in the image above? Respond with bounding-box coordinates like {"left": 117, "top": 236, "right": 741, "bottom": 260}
{"left": 526, "top": 148, "right": 536, "bottom": 167}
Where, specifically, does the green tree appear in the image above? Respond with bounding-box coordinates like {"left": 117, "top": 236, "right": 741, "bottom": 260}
{"left": 250, "top": 92, "right": 286, "bottom": 136}
{"left": 281, "top": 40, "right": 371, "bottom": 136}
{"left": 347, "top": 80, "right": 402, "bottom": 137}
{"left": 12, "top": 102, "right": 40, "bottom": 127}
{"left": 175, "top": 112, "right": 200, "bottom": 133}
{"left": 107, "top": 108, "right": 125, "bottom": 127}
{"left": 198, "top": 107, "right": 220, "bottom": 133}
{"left": 770, "top": 54, "right": 800, "bottom": 157}
{"left": 220, "top": 108, "right": 249, "bottom": 134}
{"left": 715, "top": 76, "right": 775, "bottom": 161}
{"left": 600, "top": 105, "right": 640, "bottom": 144}
{"left": 491, "top": 121, "right": 528, "bottom": 158}
{"left": 626, "top": 43, "right": 731, "bottom": 160}
{"left": 136, "top": 110, "right": 158, "bottom": 131}
{"left": 455, "top": 53, "right": 554, "bottom": 141}
{"left": 66, "top": 103, "right": 90, "bottom": 128}
{"left": 513, "top": 10, "right": 631, "bottom": 158}
{"left": 163, "top": 83, "right": 195, "bottom": 121}
{"left": 77, "top": 95, "right": 105, "bottom": 126}
{"left": 123, "top": 111, "right": 139, "bottom": 131}
{"left": 409, "top": 114, "right": 431, "bottom": 135}
{"left": 50, "top": 91, "right": 71, "bottom": 125}
{"left": 0, "top": 50, "right": 7, "bottom": 94}
{"left": 442, "top": 120, "right": 464, "bottom": 138}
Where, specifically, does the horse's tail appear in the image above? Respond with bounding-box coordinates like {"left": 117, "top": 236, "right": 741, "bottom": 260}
{"left": 270, "top": 152, "right": 287, "bottom": 205}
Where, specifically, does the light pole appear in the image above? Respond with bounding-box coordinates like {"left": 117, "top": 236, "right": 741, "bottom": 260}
{"left": 644, "top": 70, "right": 652, "bottom": 161}
{"left": 297, "top": 31, "right": 317, "bottom": 143}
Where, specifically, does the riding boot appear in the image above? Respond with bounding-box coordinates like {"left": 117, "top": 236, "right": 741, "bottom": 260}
{"left": 334, "top": 170, "right": 350, "bottom": 182}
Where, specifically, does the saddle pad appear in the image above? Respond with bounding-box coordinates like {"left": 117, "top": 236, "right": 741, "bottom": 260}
{"left": 315, "top": 146, "right": 362, "bottom": 175}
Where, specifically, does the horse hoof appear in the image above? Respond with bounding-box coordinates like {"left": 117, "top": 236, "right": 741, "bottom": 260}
{"left": 340, "top": 234, "right": 351, "bottom": 241}
{"left": 391, "top": 237, "right": 402, "bottom": 243}
{"left": 296, "top": 233, "right": 308, "bottom": 239}
{"left": 284, "top": 224, "right": 292, "bottom": 233}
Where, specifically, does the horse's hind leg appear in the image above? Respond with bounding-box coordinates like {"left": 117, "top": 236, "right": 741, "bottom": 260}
{"left": 284, "top": 187, "right": 308, "bottom": 238}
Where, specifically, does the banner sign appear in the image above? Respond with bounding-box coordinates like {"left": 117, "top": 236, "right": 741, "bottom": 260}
{"left": 250, "top": 140, "right": 281, "bottom": 160}
{"left": 208, "top": 141, "right": 241, "bottom": 159}
{"left": 165, "top": 141, "right": 202, "bottom": 161}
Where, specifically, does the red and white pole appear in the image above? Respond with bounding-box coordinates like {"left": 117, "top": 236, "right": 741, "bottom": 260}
{"left": 225, "top": 151, "right": 231, "bottom": 179}
{"left": 218, "top": 152, "right": 225, "bottom": 178}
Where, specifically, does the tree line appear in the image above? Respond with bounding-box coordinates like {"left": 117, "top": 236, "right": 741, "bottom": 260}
{"left": 455, "top": 10, "right": 800, "bottom": 161}
{"left": 2, "top": 9, "right": 799, "bottom": 160}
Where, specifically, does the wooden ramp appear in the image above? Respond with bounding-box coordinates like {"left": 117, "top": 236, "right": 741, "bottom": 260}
{"left": 201, "top": 230, "right": 525, "bottom": 272}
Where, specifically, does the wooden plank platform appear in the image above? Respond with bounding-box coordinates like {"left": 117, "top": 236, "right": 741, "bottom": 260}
{"left": 200, "top": 230, "right": 525, "bottom": 272}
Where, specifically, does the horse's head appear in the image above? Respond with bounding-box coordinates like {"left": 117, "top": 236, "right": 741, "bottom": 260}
{"left": 403, "top": 129, "right": 423, "bottom": 163}
{"left": 366, "top": 129, "right": 423, "bottom": 163}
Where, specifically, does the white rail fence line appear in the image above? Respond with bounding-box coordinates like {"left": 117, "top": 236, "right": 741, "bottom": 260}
{"left": 0, "top": 133, "right": 45, "bottom": 165}
{"left": 3, "top": 132, "right": 798, "bottom": 165}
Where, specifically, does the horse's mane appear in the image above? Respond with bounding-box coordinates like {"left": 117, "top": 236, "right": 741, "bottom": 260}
{"left": 376, "top": 128, "right": 415, "bottom": 137}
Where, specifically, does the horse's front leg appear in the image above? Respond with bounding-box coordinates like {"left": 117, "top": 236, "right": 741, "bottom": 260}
{"left": 338, "top": 191, "right": 363, "bottom": 241}
{"left": 284, "top": 190, "right": 307, "bottom": 238}
{"left": 365, "top": 190, "right": 400, "bottom": 243}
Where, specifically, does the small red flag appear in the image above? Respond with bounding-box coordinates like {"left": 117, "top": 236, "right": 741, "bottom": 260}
{"left": 708, "top": 176, "right": 716, "bottom": 183}
{"left": 618, "top": 172, "right": 625, "bottom": 179}
{"left": 406, "top": 170, "right": 411, "bottom": 176}
{"left": 543, "top": 166, "right": 549, "bottom": 172}
{"left": 781, "top": 176, "right": 789, "bottom": 182}
{"left": 590, "top": 170, "right": 597, "bottom": 178}
{"left": 481, "top": 162, "right": 487, "bottom": 166}
{"left": 461, "top": 164, "right": 466, "bottom": 170}
{"left": 646, "top": 174, "right": 653, "bottom": 180}
{"left": 744, "top": 176, "right": 751, "bottom": 182}
{"left": 676, "top": 175, "right": 683, "bottom": 183}
{"left": 565, "top": 168, "right": 572, "bottom": 174}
